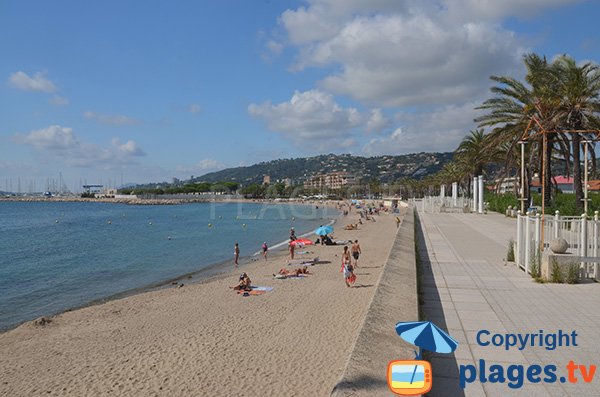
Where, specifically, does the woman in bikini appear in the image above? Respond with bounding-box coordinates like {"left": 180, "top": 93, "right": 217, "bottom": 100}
{"left": 341, "top": 246, "right": 356, "bottom": 287}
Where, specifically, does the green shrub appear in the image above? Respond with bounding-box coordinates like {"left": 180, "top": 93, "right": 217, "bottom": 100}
{"left": 506, "top": 239, "right": 515, "bottom": 262}
{"left": 551, "top": 260, "right": 564, "bottom": 283}
{"left": 566, "top": 263, "right": 580, "bottom": 284}
{"left": 530, "top": 248, "right": 541, "bottom": 279}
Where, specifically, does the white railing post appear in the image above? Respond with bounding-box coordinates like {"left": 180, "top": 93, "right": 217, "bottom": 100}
{"left": 478, "top": 175, "right": 484, "bottom": 214}
{"left": 452, "top": 182, "right": 458, "bottom": 207}
{"left": 581, "top": 213, "right": 588, "bottom": 258}
{"left": 534, "top": 213, "right": 541, "bottom": 253}
{"left": 473, "top": 177, "right": 478, "bottom": 212}
{"left": 554, "top": 210, "right": 560, "bottom": 240}
{"left": 594, "top": 211, "right": 599, "bottom": 279}
{"left": 516, "top": 211, "right": 522, "bottom": 267}
{"left": 525, "top": 211, "right": 531, "bottom": 274}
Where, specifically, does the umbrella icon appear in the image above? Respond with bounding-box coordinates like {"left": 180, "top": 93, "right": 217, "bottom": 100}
{"left": 314, "top": 225, "right": 333, "bottom": 236}
{"left": 395, "top": 321, "right": 458, "bottom": 358}
{"left": 394, "top": 321, "right": 458, "bottom": 389}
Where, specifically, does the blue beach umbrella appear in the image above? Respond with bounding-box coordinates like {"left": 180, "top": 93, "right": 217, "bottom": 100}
{"left": 314, "top": 225, "right": 334, "bottom": 236}
{"left": 395, "top": 321, "right": 458, "bottom": 358}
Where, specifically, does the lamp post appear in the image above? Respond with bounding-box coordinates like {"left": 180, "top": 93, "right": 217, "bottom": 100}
{"left": 519, "top": 141, "right": 527, "bottom": 213}
{"left": 583, "top": 140, "right": 591, "bottom": 215}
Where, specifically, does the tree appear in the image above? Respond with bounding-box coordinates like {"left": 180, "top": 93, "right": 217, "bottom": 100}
{"left": 476, "top": 53, "right": 561, "bottom": 207}
{"left": 554, "top": 55, "right": 600, "bottom": 212}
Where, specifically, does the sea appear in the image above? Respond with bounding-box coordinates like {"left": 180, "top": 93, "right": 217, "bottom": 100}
{"left": 0, "top": 201, "right": 338, "bottom": 331}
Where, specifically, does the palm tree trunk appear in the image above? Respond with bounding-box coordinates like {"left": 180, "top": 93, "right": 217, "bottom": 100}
{"left": 572, "top": 133, "right": 583, "bottom": 213}
{"left": 544, "top": 135, "right": 552, "bottom": 208}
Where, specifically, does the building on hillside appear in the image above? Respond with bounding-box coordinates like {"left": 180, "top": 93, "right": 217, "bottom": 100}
{"left": 263, "top": 175, "right": 271, "bottom": 185}
{"left": 304, "top": 172, "right": 355, "bottom": 190}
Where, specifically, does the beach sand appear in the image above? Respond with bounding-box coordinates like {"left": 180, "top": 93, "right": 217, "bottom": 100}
{"left": 0, "top": 210, "right": 400, "bottom": 396}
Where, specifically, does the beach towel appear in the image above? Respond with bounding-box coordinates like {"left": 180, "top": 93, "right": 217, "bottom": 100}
{"left": 250, "top": 286, "right": 274, "bottom": 292}
{"left": 237, "top": 286, "right": 274, "bottom": 296}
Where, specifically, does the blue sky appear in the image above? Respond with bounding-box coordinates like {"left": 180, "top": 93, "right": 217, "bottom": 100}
{"left": 1, "top": 0, "right": 599, "bottom": 191}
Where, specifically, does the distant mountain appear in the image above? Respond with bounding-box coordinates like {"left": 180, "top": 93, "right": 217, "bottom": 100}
{"left": 192, "top": 152, "right": 454, "bottom": 185}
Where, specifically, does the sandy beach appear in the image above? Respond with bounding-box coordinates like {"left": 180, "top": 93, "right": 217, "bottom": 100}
{"left": 0, "top": 209, "right": 400, "bottom": 396}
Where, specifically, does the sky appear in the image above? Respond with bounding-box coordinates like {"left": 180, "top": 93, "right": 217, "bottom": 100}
{"left": 1, "top": 0, "right": 600, "bottom": 192}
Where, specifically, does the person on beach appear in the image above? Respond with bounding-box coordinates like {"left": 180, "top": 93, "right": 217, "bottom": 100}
{"left": 231, "top": 273, "right": 251, "bottom": 291}
{"left": 289, "top": 241, "right": 295, "bottom": 260}
{"left": 262, "top": 242, "right": 268, "bottom": 261}
{"left": 234, "top": 243, "right": 240, "bottom": 266}
{"left": 290, "top": 227, "right": 297, "bottom": 241}
{"left": 274, "top": 266, "right": 311, "bottom": 278}
{"left": 341, "top": 246, "right": 356, "bottom": 287}
{"left": 351, "top": 240, "right": 361, "bottom": 268}
{"left": 396, "top": 216, "right": 401, "bottom": 228}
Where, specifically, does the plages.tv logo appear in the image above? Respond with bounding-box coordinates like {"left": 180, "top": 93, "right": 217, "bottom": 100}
{"left": 387, "top": 321, "right": 458, "bottom": 396}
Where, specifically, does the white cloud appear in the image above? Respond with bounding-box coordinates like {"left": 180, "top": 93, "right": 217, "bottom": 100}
{"left": 84, "top": 111, "right": 139, "bottom": 126}
{"left": 15, "top": 125, "right": 78, "bottom": 150}
{"left": 111, "top": 138, "right": 146, "bottom": 156}
{"left": 13, "top": 125, "right": 146, "bottom": 167}
{"left": 8, "top": 71, "right": 57, "bottom": 92}
{"left": 188, "top": 104, "right": 201, "bottom": 114}
{"left": 176, "top": 159, "right": 226, "bottom": 174}
{"left": 365, "top": 108, "right": 390, "bottom": 133}
{"left": 49, "top": 95, "right": 69, "bottom": 106}
{"left": 266, "top": 40, "right": 284, "bottom": 55}
{"left": 277, "top": 1, "right": 584, "bottom": 109}
{"left": 248, "top": 89, "right": 362, "bottom": 150}
{"left": 364, "top": 102, "right": 483, "bottom": 155}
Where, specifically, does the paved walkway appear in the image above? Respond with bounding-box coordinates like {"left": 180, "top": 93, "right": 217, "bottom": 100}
{"left": 417, "top": 211, "right": 600, "bottom": 397}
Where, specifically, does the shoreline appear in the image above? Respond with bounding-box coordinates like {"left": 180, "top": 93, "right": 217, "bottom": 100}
{"left": 0, "top": 206, "right": 399, "bottom": 396}
{"left": 0, "top": 202, "right": 343, "bottom": 333}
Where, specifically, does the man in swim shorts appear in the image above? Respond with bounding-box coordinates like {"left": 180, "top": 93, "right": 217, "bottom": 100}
{"left": 351, "top": 239, "right": 361, "bottom": 268}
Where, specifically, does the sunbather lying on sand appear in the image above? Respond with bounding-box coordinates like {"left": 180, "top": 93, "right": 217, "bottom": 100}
{"left": 274, "top": 266, "right": 311, "bottom": 278}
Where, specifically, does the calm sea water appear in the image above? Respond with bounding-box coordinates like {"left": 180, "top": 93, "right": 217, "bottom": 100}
{"left": 0, "top": 201, "right": 337, "bottom": 330}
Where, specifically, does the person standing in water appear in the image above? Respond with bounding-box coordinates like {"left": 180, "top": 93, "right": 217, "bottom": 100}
{"left": 234, "top": 243, "right": 240, "bottom": 267}
{"left": 261, "top": 242, "right": 268, "bottom": 261}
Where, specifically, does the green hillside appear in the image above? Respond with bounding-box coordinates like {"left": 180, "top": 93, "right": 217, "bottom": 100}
{"left": 192, "top": 152, "right": 454, "bottom": 185}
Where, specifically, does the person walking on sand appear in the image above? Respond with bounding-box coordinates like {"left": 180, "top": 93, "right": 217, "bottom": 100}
{"left": 289, "top": 241, "right": 295, "bottom": 260}
{"left": 289, "top": 227, "right": 297, "bottom": 241}
{"left": 234, "top": 243, "right": 240, "bottom": 266}
{"left": 261, "top": 242, "right": 268, "bottom": 261}
{"left": 351, "top": 239, "right": 361, "bottom": 268}
{"left": 340, "top": 246, "right": 356, "bottom": 287}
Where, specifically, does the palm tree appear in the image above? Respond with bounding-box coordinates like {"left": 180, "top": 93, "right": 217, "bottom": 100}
{"left": 476, "top": 53, "right": 562, "bottom": 207}
{"left": 553, "top": 55, "right": 600, "bottom": 212}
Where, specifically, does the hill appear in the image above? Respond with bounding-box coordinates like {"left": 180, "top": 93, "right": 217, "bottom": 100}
{"left": 192, "top": 152, "right": 454, "bottom": 185}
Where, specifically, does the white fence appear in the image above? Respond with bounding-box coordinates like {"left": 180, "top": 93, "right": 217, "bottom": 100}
{"left": 410, "top": 196, "right": 474, "bottom": 214}
{"left": 516, "top": 210, "right": 600, "bottom": 279}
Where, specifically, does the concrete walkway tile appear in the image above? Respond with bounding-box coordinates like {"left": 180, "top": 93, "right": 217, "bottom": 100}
{"left": 426, "top": 376, "right": 477, "bottom": 397}
{"left": 450, "top": 294, "right": 488, "bottom": 304}
{"left": 482, "top": 383, "right": 550, "bottom": 397}
{"left": 426, "top": 314, "right": 462, "bottom": 330}
{"left": 458, "top": 310, "right": 502, "bottom": 322}
{"left": 460, "top": 318, "right": 505, "bottom": 331}
{"left": 469, "top": 345, "right": 529, "bottom": 363}
{"left": 452, "top": 301, "right": 494, "bottom": 312}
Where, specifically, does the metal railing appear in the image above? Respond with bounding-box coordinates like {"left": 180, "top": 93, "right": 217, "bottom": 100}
{"left": 410, "top": 196, "right": 474, "bottom": 214}
{"left": 516, "top": 210, "right": 600, "bottom": 279}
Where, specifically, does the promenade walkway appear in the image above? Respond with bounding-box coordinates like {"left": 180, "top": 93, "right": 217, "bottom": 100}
{"left": 417, "top": 211, "right": 600, "bottom": 397}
